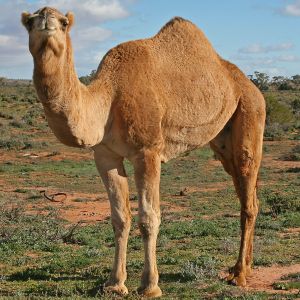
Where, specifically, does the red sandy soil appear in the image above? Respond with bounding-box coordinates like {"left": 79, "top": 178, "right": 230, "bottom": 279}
{"left": 32, "top": 192, "right": 183, "bottom": 224}
{"left": 220, "top": 264, "right": 300, "bottom": 295}
{"left": 279, "top": 227, "right": 300, "bottom": 238}
{"left": 1, "top": 184, "right": 184, "bottom": 224}
{"left": 28, "top": 190, "right": 113, "bottom": 224}
{"left": 1, "top": 140, "right": 298, "bottom": 226}
{"left": 246, "top": 264, "right": 300, "bottom": 294}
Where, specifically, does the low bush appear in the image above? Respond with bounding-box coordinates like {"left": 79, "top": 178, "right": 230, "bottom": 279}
{"left": 282, "top": 144, "right": 300, "bottom": 161}
{"left": 262, "top": 192, "right": 300, "bottom": 217}
{"left": 181, "top": 256, "right": 218, "bottom": 282}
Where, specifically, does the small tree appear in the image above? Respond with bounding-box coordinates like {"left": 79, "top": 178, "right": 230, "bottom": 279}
{"left": 271, "top": 76, "right": 285, "bottom": 85}
{"left": 278, "top": 80, "right": 294, "bottom": 91}
{"left": 292, "top": 74, "right": 300, "bottom": 84}
{"left": 250, "top": 71, "right": 270, "bottom": 91}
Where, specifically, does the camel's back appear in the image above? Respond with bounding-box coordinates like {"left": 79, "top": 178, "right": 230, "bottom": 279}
{"left": 97, "top": 18, "right": 244, "bottom": 160}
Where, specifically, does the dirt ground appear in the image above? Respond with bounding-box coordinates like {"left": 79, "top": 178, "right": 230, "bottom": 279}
{"left": 246, "top": 264, "right": 300, "bottom": 294}
{"left": 1, "top": 140, "right": 299, "bottom": 296}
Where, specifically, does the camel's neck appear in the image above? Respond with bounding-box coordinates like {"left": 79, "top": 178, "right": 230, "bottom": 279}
{"left": 33, "top": 36, "right": 111, "bottom": 148}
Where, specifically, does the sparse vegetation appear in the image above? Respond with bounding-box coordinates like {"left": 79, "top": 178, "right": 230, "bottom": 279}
{"left": 247, "top": 72, "right": 300, "bottom": 140}
{"left": 0, "top": 78, "right": 299, "bottom": 298}
{"left": 281, "top": 144, "right": 300, "bottom": 161}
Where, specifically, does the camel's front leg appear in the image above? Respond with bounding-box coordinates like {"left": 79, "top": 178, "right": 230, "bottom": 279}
{"left": 94, "top": 146, "right": 131, "bottom": 296}
{"left": 132, "top": 150, "right": 162, "bottom": 298}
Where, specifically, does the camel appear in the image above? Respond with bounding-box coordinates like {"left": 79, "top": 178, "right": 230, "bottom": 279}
{"left": 21, "top": 7, "right": 265, "bottom": 298}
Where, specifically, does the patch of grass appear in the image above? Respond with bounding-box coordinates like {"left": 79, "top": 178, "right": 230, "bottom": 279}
{"left": 282, "top": 212, "right": 300, "bottom": 227}
{"left": 0, "top": 112, "right": 13, "bottom": 119}
{"left": 259, "top": 188, "right": 300, "bottom": 217}
{"left": 180, "top": 256, "right": 218, "bottom": 282}
{"left": 14, "top": 188, "right": 28, "bottom": 193}
{"left": 73, "top": 198, "right": 89, "bottom": 203}
{"left": 282, "top": 272, "right": 300, "bottom": 281}
{"left": 0, "top": 137, "right": 49, "bottom": 151}
{"left": 0, "top": 138, "right": 33, "bottom": 150}
{"left": 273, "top": 281, "right": 300, "bottom": 291}
{"left": 194, "top": 147, "right": 215, "bottom": 160}
{"left": 267, "top": 194, "right": 299, "bottom": 217}
{"left": 285, "top": 167, "right": 300, "bottom": 173}
{"left": 1, "top": 159, "right": 97, "bottom": 177}
{"left": 281, "top": 144, "right": 300, "bottom": 161}
{"left": 160, "top": 218, "right": 221, "bottom": 240}
{"left": 9, "top": 120, "right": 24, "bottom": 128}
{"left": 9, "top": 267, "right": 52, "bottom": 281}
{"left": 27, "top": 194, "right": 42, "bottom": 200}
{"left": 0, "top": 82, "right": 299, "bottom": 298}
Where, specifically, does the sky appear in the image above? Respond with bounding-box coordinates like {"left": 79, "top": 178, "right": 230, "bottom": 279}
{"left": 0, "top": 0, "right": 299, "bottom": 79}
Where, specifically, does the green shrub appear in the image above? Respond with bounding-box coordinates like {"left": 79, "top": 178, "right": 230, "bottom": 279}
{"left": 160, "top": 219, "right": 221, "bottom": 240}
{"left": 265, "top": 95, "right": 294, "bottom": 124}
{"left": 264, "top": 123, "right": 285, "bottom": 140}
{"left": 281, "top": 144, "right": 300, "bottom": 161}
{"left": 278, "top": 82, "right": 294, "bottom": 91}
{"left": 0, "top": 138, "right": 33, "bottom": 150}
{"left": 291, "top": 98, "right": 300, "bottom": 113}
{"left": 9, "top": 120, "right": 24, "bottom": 128}
{"left": 263, "top": 192, "right": 299, "bottom": 217}
{"left": 264, "top": 95, "right": 295, "bottom": 140}
{"left": 181, "top": 256, "right": 218, "bottom": 281}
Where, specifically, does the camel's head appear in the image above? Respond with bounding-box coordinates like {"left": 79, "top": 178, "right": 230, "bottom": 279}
{"left": 21, "top": 7, "right": 74, "bottom": 57}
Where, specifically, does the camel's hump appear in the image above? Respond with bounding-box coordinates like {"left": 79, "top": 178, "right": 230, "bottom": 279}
{"left": 157, "top": 16, "right": 201, "bottom": 35}
{"left": 155, "top": 16, "right": 210, "bottom": 44}
{"left": 158, "top": 17, "right": 189, "bottom": 32}
{"left": 154, "top": 16, "right": 215, "bottom": 57}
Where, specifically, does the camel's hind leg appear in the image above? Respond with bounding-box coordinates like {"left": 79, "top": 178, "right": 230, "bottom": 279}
{"left": 210, "top": 95, "right": 265, "bottom": 286}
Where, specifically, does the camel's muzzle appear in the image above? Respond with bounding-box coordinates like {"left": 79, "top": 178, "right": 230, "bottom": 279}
{"left": 36, "top": 13, "right": 57, "bottom": 33}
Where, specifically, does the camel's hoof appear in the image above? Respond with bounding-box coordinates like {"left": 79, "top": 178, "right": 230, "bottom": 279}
{"left": 104, "top": 282, "right": 128, "bottom": 296}
{"left": 246, "top": 266, "right": 252, "bottom": 276}
{"left": 137, "top": 285, "right": 162, "bottom": 298}
{"left": 226, "top": 273, "right": 247, "bottom": 287}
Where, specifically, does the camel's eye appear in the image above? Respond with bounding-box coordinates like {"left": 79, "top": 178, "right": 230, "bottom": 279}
{"left": 27, "top": 18, "right": 34, "bottom": 31}
{"left": 61, "top": 19, "right": 69, "bottom": 29}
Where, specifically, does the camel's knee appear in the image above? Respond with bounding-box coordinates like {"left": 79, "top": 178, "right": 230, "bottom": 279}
{"left": 241, "top": 206, "right": 258, "bottom": 223}
{"left": 112, "top": 215, "right": 131, "bottom": 236}
{"left": 139, "top": 212, "right": 161, "bottom": 239}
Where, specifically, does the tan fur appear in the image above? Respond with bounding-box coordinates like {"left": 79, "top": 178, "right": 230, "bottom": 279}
{"left": 22, "top": 8, "right": 265, "bottom": 297}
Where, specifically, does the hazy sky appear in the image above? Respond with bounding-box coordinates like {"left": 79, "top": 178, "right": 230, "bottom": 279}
{"left": 0, "top": 0, "right": 299, "bottom": 79}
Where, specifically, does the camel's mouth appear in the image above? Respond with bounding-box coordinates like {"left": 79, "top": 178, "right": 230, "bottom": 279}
{"left": 38, "top": 27, "right": 57, "bottom": 36}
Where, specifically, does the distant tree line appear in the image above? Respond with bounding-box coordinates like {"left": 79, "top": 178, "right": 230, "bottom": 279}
{"left": 248, "top": 72, "right": 300, "bottom": 91}
{"left": 1, "top": 71, "right": 299, "bottom": 141}
{"left": 79, "top": 70, "right": 97, "bottom": 85}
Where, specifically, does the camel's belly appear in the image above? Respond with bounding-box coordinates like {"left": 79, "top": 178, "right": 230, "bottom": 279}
{"left": 160, "top": 101, "right": 239, "bottom": 162}
{"left": 160, "top": 126, "right": 214, "bottom": 162}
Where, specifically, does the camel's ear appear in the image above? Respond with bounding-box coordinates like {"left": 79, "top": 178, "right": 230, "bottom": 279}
{"left": 65, "top": 12, "right": 74, "bottom": 31}
{"left": 21, "top": 12, "right": 32, "bottom": 31}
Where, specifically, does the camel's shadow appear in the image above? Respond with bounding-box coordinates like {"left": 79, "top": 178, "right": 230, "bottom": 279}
{"left": 4, "top": 267, "right": 107, "bottom": 297}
